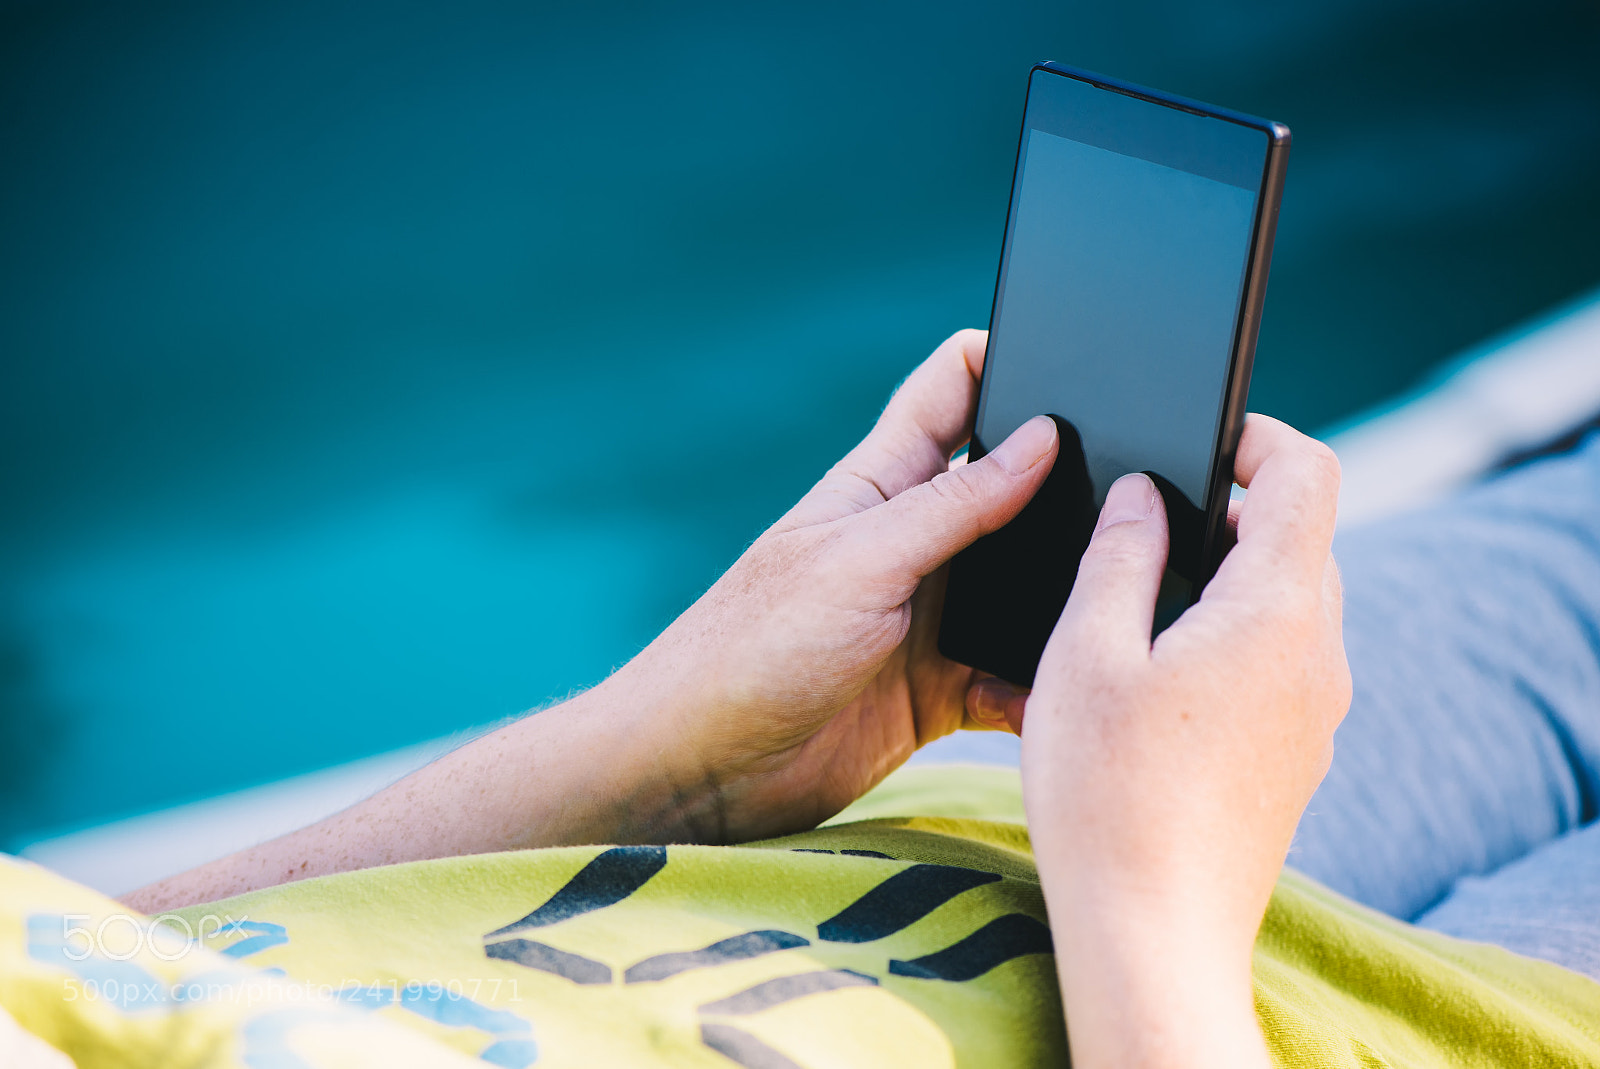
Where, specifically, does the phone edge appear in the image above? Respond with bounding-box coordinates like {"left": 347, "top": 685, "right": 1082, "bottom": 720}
{"left": 966, "top": 66, "right": 1041, "bottom": 464}
{"left": 1196, "top": 122, "right": 1291, "bottom": 594}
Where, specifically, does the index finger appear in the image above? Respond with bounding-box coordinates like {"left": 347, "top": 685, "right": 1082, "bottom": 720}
{"left": 879, "top": 328, "right": 989, "bottom": 458}
{"left": 840, "top": 329, "right": 989, "bottom": 499}
{"left": 1224, "top": 414, "right": 1342, "bottom": 588}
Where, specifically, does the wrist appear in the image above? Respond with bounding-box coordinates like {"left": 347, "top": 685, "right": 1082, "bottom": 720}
{"left": 545, "top": 659, "right": 737, "bottom": 845}
{"left": 1038, "top": 865, "right": 1268, "bottom": 1069}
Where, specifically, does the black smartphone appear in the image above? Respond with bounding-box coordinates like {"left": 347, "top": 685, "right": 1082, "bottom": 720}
{"left": 937, "top": 62, "right": 1290, "bottom": 688}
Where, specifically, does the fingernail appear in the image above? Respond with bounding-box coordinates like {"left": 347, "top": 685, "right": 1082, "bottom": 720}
{"left": 988, "top": 415, "right": 1056, "bottom": 474}
{"left": 969, "top": 677, "right": 1028, "bottom": 735}
{"left": 969, "top": 677, "right": 1009, "bottom": 724}
{"left": 1095, "top": 472, "right": 1156, "bottom": 532}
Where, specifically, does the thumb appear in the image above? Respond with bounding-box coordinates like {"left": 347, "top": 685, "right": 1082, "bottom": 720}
{"left": 849, "top": 415, "right": 1058, "bottom": 581}
{"left": 1054, "top": 473, "right": 1170, "bottom": 658}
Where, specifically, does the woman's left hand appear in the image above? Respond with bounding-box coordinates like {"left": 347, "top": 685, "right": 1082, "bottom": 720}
{"left": 605, "top": 328, "right": 1057, "bottom": 843}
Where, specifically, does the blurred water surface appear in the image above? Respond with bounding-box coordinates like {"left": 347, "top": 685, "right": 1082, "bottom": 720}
{"left": 3, "top": 0, "right": 1598, "bottom": 843}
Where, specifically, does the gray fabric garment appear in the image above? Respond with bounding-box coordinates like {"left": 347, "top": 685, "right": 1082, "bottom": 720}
{"left": 1288, "top": 432, "right": 1600, "bottom": 979}
{"left": 1412, "top": 816, "right": 1600, "bottom": 980}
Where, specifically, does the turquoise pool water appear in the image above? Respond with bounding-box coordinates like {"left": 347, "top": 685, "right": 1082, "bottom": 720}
{"left": 3, "top": 0, "right": 1599, "bottom": 844}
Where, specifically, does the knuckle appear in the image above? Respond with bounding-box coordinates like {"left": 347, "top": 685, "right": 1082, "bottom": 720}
{"left": 1084, "top": 524, "right": 1164, "bottom": 570}
{"left": 926, "top": 468, "right": 984, "bottom": 510}
{"left": 1325, "top": 555, "right": 1345, "bottom": 606}
{"left": 1087, "top": 539, "right": 1151, "bottom": 574}
{"left": 1300, "top": 439, "right": 1343, "bottom": 493}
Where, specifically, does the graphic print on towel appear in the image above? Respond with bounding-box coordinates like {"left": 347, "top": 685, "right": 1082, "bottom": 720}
{"left": 478, "top": 844, "right": 1054, "bottom": 1069}
{"left": 160, "top": 810, "right": 1066, "bottom": 1068}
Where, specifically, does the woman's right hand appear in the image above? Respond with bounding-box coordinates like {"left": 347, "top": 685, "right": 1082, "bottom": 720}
{"left": 1017, "top": 414, "right": 1351, "bottom": 1069}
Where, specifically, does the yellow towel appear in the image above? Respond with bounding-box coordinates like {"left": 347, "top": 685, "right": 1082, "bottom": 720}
{"left": 3, "top": 764, "right": 1597, "bottom": 1067}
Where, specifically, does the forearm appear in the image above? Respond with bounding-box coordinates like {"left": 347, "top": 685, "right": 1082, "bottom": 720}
{"left": 120, "top": 675, "right": 717, "bottom": 913}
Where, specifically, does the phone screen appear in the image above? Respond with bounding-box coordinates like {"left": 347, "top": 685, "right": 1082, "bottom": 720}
{"left": 942, "top": 66, "right": 1277, "bottom": 686}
